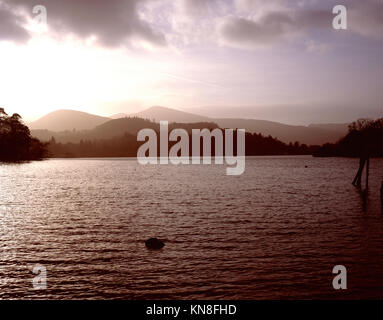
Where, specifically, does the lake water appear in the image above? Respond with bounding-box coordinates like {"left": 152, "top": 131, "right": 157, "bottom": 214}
{"left": 1, "top": 156, "right": 383, "bottom": 299}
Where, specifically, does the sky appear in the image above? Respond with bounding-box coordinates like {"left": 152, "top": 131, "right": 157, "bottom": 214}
{"left": 0, "top": 0, "right": 382, "bottom": 124}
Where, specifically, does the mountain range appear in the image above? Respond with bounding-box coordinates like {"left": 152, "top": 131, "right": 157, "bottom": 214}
{"left": 28, "top": 106, "right": 350, "bottom": 145}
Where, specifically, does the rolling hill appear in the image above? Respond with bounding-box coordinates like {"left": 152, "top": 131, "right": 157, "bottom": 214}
{"left": 28, "top": 110, "right": 110, "bottom": 131}
{"left": 131, "top": 106, "right": 211, "bottom": 123}
{"left": 214, "top": 118, "right": 347, "bottom": 145}
{"left": 308, "top": 123, "right": 350, "bottom": 134}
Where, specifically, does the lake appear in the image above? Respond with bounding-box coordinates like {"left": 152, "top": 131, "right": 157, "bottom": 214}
{"left": 0, "top": 156, "right": 383, "bottom": 299}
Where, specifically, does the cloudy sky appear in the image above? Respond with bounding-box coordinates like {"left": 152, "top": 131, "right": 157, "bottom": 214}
{"left": 0, "top": 0, "right": 382, "bottom": 124}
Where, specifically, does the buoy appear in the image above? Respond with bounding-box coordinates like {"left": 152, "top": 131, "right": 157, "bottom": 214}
{"left": 145, "top": 238, "right": 165, "bottom": 250}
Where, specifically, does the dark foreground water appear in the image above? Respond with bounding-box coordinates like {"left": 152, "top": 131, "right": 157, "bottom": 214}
{"left": 0, "top": 156, "right": 383, "bottom": 299}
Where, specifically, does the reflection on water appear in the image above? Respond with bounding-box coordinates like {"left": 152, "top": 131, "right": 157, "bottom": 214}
{"left": 0, "top": 156, "right": 383, "bottom": 299}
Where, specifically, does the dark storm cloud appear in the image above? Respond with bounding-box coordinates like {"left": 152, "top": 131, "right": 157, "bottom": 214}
{"left": 221, "top": 12, "right": 297, "bottom": 45}
{"left": 220, "top": 0, "right": 383, "bottom": 47}
{"left": 1, "top": 0, "right": 382, "bottom": 48}
{"left": 0, "top": 0, "right": 166, "bottom": 47}
{"left": 220, "top": 9, "right": 331, "bottom": 46}
{"left": 0, "top": 4, "right": 30, "bottom": 42}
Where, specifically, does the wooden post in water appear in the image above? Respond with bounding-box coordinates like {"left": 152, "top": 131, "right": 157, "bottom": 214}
{"left": 352, "top": 156, "right": 366, "bottom": 187}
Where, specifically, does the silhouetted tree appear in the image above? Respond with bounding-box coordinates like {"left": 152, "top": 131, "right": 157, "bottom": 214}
{"left": 0, "top": 108, "right": 47, "bottom": 161}
{"left": 314, "top": 118, "right": 383, "bottom": 157}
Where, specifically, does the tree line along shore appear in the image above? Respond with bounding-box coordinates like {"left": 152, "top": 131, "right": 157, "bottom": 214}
{"left": 1, "top": 108, "right": 382, "bottom": 162}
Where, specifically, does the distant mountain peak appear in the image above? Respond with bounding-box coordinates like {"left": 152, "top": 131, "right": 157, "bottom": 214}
{"left": 28, "top": 109, "right": 110, "bottom": 131}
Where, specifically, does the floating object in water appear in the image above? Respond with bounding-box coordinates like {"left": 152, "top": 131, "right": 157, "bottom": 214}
{"left": 145, "top": 238, "right": 165, "bottom": 250}
{"left": 305, "top": 165, "right": 308, "bottom": 168}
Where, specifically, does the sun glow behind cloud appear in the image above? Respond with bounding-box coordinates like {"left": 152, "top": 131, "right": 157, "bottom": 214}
{"left": 0, "top": 35, "right": 187, "bottom": 121}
